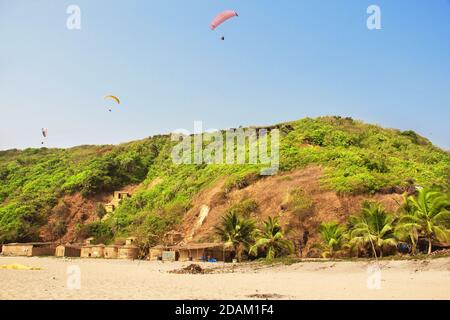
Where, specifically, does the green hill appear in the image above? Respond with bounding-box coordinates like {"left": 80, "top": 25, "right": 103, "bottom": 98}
{"left": 1, "top": 116, "right": 449, "bottom": 246}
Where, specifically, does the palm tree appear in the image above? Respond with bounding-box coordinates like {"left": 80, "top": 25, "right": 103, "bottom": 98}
{"left": 318, "top": 221, "right": 346, "bottom": 258}
{"left": 249, "top": 217, "right": 294, "bottom": 260}
{"left": 396, "top": 189, "right": 450, "bottom": 255}
{"left": 215, "top": 211, "right": 256, "bottom": 262}
{"left": 348, "top": 202, "right": 397, "bottom": 259}
{"left": 394, "top": 194, "right": 420, "bottom": 255}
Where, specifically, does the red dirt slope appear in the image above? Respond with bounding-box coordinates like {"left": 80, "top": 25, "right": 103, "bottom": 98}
{"left": 178, "top": 166, "right": 403, "bottom": 256}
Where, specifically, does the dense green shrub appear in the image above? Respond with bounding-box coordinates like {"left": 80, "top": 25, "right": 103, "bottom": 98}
{"left": 75, "top": 221, "right": 114, "bottom": 244}
{"left": 228, "top": 199, "right": 259, "bottom": 217}
{"left": 95, "top": 203, "right": 107, "bottom": 219}
{"left": 286, "top": 188, "right": 314, "bottom": 219}
{"left": 223, "top": 170, "right": 260, "bottom": 192}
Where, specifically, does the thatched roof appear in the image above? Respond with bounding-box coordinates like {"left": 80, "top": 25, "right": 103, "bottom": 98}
{"left": 174, "top": 243, "right": 228, "bottom": 250}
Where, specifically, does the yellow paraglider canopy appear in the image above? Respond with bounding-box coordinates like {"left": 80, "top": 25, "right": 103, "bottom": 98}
{"left": 104, "top": 95, "right": 121, "bottom": 105}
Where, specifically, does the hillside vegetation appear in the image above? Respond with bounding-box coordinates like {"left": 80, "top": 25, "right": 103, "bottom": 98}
{"left": 1, "top": 116, "right": 449, "bottom": 248}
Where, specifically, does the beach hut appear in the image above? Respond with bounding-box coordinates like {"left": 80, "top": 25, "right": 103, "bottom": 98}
{"left": 91, "top": 244, "right": 105, "bottom": 258}
{"left": 104, "top": 245, "right": 120, "bottom": 259}
{"left": 175, "top": 243, "right": 232, "bottom": 262}
{"left": 149, "top": 245, "right": 179, "bottom": 261}
{"left": 1, "top": 242, "right": 56, "bottom": 257}
{"left": 149, "top": 245, "right": 166, "bottom": 261}
{"left": 118, "top": 245, "right": 139, "bottom": 260}
{"left": 55, "top": 244, "right": 81, "bottom": 258}
{"left": 80, "top": 246, "right": 90, "bottom": 258}
{"left": 80, "top": 244, "right": 105, "bottom": 258}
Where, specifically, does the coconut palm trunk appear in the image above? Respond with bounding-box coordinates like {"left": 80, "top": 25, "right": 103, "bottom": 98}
{"left": 235, "top": 244, "right": 241, "bottom": 262}
{"left": 368, "top": 235, "right": 378, "bottom": 261}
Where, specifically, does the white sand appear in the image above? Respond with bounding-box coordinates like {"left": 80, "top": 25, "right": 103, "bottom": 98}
{"left": 0, "top": 256, "right": 449, "bottom": 300}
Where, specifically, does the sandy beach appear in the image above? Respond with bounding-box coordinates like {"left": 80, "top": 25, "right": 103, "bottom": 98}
{"left": 0, "top": 256, "right": 449, "bottom": 300}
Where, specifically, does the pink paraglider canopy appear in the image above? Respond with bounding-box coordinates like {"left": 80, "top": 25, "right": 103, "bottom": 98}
{"left": 210, "top": 10, "right": 238, "bottom": 30}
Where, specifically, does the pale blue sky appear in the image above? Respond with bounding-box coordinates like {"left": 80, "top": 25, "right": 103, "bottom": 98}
{"left": 0, "top": 0, "right": 449, "bottom": 150}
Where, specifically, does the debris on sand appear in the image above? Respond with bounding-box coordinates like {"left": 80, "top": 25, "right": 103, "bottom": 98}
{"left": 247, "top": 293, "right": 285, "bottom": 300}
{"left": 430, "top": 249, "right": 450, "bottom": 257}
{"left": 170, "top": 264, "right": 209, "bottom": 275}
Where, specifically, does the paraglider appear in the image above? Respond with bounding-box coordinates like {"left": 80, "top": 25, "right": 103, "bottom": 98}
{"left": 41, "top": 128, "right": 48, "bottom": 145}
{"left": 210, "top": 10, "right": 238, "bottom": 40}
{"left": 104, "top": 95, "right": 121, "bottom": 112}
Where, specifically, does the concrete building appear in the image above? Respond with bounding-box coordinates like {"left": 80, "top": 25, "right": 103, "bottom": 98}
{"left": 104, "top": 191, "right": 132, "bottom": 213}
{"left": 55, "top": 244, "right": 81, "bottom": 257}
{"left": 104, "top": 245, "right": 120, "bottom": 259}
{"left": 1, "top": 243, "right": 56, "bottom": 257}
{"left": 118, "top": 245, "right": 139, "bottom": 260}
{"left": 149, "top": 245, "right": 166, "bottom": 261}
{"left": 80, "top": 244, "right": 105, "bottom": 258}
